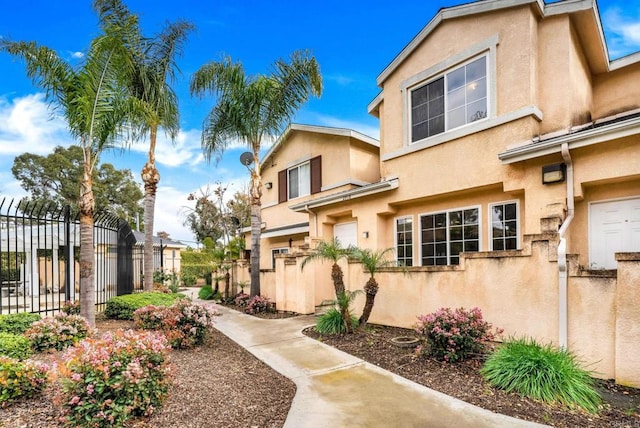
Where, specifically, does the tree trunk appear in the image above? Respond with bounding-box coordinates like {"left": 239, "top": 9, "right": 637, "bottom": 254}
{"left": 141, "top": 127, "right": 160, "bottom": 292}
{"left": 331, "top": 263, "right": 345, "bottom": 297}
{"left": 79, "top": 155, "right": 96, "bottom": 327}
{"left": 249, "top": 156, "right": 262, "bottom": 297}
{"left": 359, "top": 276, "right": 379, "bottom": 326}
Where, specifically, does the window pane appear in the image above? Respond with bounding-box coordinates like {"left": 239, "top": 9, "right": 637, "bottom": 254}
{"left": 428, "top": 97, "right": 444, "bottom": 117}
{"left": 505, "top": 238, "right": 517, "bottom": 250}
{"left": 449, "top": 211, "right": 462, "bottom": 226}
{"left": 465, "top": 241, "right": 479, "bottom": 252}
{"left": 428, "top": 78, "right": 444, "bottom": 99}
{"left": 413, "top": 104, "right": 429, "bottom": 123}
{"left": 450, "top": 242, "right": 463, "bottom": 256}
{"left": 493, "top": 225, "right": 504, "bottom": 238}
{"left": 299, "top": 163, "right": 310, "bottom": 196}
{"left": 450, "top": 226, "right": 462, "bottom": 240}
{"left": 412, "top": 122, "right": 429, "bottom": 142}
{"left": 467, "top": 77, "right": 487, "bottom": 102}
{"left": 505, "top": 220, "right": 517, "bottom": 237}
{"left": 288, "top": 168, "right": 299, "bottom": 198}
{"left": 448, "top": 86, "right": 465, "bottom": 110}
{"left": 428, "top": 115, "right": 444, "bottom": 137}
{"left": 464, "top": 225, "right": 478, "bottom": 240}
{"left": 464, "top": 209, "right": 478, "bottom": 224}
{"left": 493, "top": 239, "right": 504, "bottom": 251}
{"left": 505, "top": 203, "right": 516, "bottom": 220}
{"left": 466, "top": 56, "right": 486, "bottom": 82}
{"left": 467, "top": 99, "right": 487, "bottom": 123}
{"left": 435, "top": 213, "right": 447, "bottom": 227}
{"left": 448, "top": 106, "right": 466, "bottom": 129}
{"left": 412, "top": 86, "right": 428, "bottom": 106}
{"left": 447, "top": 67, "right": 465, "bottom": 91}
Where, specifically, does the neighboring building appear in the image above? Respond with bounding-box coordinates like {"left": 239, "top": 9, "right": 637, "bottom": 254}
{"left": 132, "top": 231, "right": 187, "bottom": 287}
{"left": 242, "top": 0, "right": 640, "bottom": 386}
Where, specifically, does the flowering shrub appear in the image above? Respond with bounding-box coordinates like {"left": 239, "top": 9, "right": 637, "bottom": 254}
{"left": 55, "top": 329, "right": 172, "bottom": 427}
{"left": 415, "top": 307, "right": 502, "bottom": 363}
{"left": 25, "top": 313, "right": 94, "bottom": 352}
{"left": 245, "top": 295, "right": 272, "bottom": 314}
{"left": 234, "top": 292, "right": 250, "bottom": 307}
{"left": 61, "top": 300, "right": 81, "bottom": 315}
{"left": 0, "top": 332, "right": 32, "bottom": 360}
{"left": 0, "top": 356, "right": 48, "bottom": 404}
{"left": 0, "top": 312, "right": 41, "bottom": 334}
{"left": 133, "top": 299, "right": 219, "bottom": 349}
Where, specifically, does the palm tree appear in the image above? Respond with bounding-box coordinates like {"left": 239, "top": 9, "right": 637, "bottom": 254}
{"left": 190, "top": 51, "right": 322, "bottom": 297}
{"left": 301, "top": 238, "right": 354, "bottom": 331}
{"left": 124, "top": 15, "right": 194, "bottom": 292}
{"left": 352, "top": 247, "right": 396, "bottom": 327}
{"left": 0, "top": 0, "right": 138, "bottom": 326}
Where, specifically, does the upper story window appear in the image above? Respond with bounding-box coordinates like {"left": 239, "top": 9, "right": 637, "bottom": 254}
{"left": 278, "top": 156, "right": 322, "bottom": 203}
{"left": 411, "top": 56, "right": 487, "bottom": 143}
{"left": 288, "top": 162, "right": 310, "bottom": 199}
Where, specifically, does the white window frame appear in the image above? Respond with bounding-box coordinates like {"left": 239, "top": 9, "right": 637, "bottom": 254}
{"left": 418, "top": 205, "right": 482, "bottom": 266}
{"left": 488, "top": 200, "right": 520, "bottom": 251}
{"left": 287, "top": 161, "right": 310, "bottom": 200}
{"left": 400, "top": 34, "right": 499, "bottom": 152}
{"left": 394, "top": 216, "right": 414, "bottom": 267}
{"left": 271, "top": 247, "right": 289, "bottom": 269}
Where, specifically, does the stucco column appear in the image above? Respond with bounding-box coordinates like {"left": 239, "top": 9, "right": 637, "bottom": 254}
{"left": 614, "top": 253, "right": 640, "bottom": 387}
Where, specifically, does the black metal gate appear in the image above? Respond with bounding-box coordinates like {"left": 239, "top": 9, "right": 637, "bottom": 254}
{"left": 0, "top": 198, "right": 136, "bottom": 315}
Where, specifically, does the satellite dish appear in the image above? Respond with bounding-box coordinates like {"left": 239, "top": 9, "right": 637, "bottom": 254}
{"left": 240, "top": 152, "right": 254, "bottom": 166}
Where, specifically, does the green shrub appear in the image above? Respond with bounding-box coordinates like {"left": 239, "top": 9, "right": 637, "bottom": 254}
{"left": 25, "top": 313, "right": 94, "bottom": 352}
{"left": 481, "top": 337, "right": 601, "bottom": 413}
{"left": 133, "top": 300, "right": 219, "bottom": 349}
{"left": 415, "top": 307, "right": 502, "bottom": 363}
{"left": 182, "top": 273, "right": 197, "bottom": 287}
{"left": 57, "top": 329, "right": 172, "bottom": 426}
{"left": 0, "top": 332, "right": 32, "bottom": 360}
{"left": 0, "top": 356, "right": 48, "bottom": 404}
{"left": 61, "top": 300, "right": 81, "bottom": 315}
{"left": 198, "top": 285, "right": 215, "bottom": 300}
{"left": 104, "top": 292, "right": 185, "bottom": 320}
{"left": 0, "top": 312, "right": 41, "bottom": 334}
{"left": 316, "top": 308, "right": 359, "bottom": 335}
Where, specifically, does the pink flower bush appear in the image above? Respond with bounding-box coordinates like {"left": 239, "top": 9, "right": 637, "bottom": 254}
{"left": 56, "top": 329, "right": 172, "bottom": 427}
{"left": 244, "top": 295, "right": 273, "bottom": 314}
{"left": 234, "top": 292, "right": 250, "bottom": 307}
{"left": 133, "top": 299, "right": 219, "bottom": 349}
{"left": 25, "top": 313, "right": 95, "bottom": 352}
{"left": 415, "top": 307, "right": 503, "bottom": 363}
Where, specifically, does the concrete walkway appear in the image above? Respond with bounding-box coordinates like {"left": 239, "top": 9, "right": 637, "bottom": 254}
{"left": 199, "top": 299, "right": 547, "bottom": 428}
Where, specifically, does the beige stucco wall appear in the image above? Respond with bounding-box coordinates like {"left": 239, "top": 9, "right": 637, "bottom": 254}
{"left": 592, "top": 63, "right": 640, "bottom": 119}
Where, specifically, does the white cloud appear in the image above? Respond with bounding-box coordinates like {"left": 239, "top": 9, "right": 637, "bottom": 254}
{"left": 603, "top": 5, "right": 640, "bottom": 58}
{"left": 326, "top": 73, "right": 355, "bottom": 86}
{"left": 0, "top": 93, "right": 71, "bottom": 156}
{"left": 70, "top": 51, "right": 84, "bottom": 59}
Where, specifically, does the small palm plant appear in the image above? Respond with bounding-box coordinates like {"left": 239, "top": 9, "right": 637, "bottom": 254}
{"left": 316, "top": 290, "right": 361, "bottom": 334}
{"left": 351, "top": 247, "right": 396, "bottom": 327}
{"left": 301, "top": 238, "right": 354, "bottom": 330}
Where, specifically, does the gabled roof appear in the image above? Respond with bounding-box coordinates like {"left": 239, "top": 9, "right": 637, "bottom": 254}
{"left": 261, "top": 123, "right": 379, "bottom": 168}
{"left": 375, "top": 0, "right": 630, "bottom": 89}
{"left": 132, "top": 231, "right": 187, "bottom": 248}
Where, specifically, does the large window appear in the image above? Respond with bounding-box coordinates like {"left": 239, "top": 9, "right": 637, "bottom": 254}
{"left": 288, "top": 162, "right": 310, "bottom": 199}
{"left": 395, "top": 217, "right": 413, "bottom": 267}
{"left": 411, "top": 56, "right": 487, "bottom": 143}
{"left": 420, "top": 207, "right": 479, "bottom": 265}
{"left": 490, "top": 202, "right": 518, "bottom": 250}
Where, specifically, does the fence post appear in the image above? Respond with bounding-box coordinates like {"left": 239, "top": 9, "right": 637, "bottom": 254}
{"left": 64, "top": 206, "right": 73, "bottom": 299}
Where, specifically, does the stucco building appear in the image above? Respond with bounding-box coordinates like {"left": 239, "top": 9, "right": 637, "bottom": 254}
{"left": 240, "top": 0, "right": 640, "bottom": 386}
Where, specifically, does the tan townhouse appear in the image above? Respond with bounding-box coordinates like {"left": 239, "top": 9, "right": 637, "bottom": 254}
{"left": 241, "top": 0, "right": 640, "bottom": 386}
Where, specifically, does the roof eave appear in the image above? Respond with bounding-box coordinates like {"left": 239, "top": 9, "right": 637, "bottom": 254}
{"left": 290, "top": 178, "right": 399, "bottom": 212}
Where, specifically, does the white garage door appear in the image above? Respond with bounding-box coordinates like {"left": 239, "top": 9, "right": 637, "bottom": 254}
{"left": 590, "top": 198, "right": 640, "bottom": 269}
{"left": 334, "top": 222, "right": 358, "bottom": 249}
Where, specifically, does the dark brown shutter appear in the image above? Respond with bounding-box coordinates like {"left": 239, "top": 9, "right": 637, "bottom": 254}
{"left": 310, "top": 156, "right": 322, "bottom": 194}
{"left": 278, "top": 169, "right": 287, "bottom": 203}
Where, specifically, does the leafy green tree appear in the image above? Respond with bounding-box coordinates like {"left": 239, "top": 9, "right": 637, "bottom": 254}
{"left": 12, "top": 145, "right": 143, "bottom": 223}
{"left": 351, "top": 247, "right": 396, "bottom": 327}
{"left": 190, "top": 50, "right": 322, "bottom": 297}
{"left": 1, "top": 0, "right": 140, "bottom": 326}
{"left": 110, "top": 0, "right": 194, "bottom": 291}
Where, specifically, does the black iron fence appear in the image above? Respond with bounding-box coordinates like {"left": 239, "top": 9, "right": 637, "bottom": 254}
{"left": 0, "top": 197, "right": 152, "bottom": 316}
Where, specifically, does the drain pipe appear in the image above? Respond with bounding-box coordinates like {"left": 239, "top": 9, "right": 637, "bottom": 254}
{"left": 304, "top": 204, "right": 318, "bottom": 237}
{"left": 557, "top": 143, "right": 574, "bottom": 348}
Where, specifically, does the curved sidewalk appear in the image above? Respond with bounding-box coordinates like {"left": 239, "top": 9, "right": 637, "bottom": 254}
{"left": 207, "top": 303, "right": 547, "bottom": 428}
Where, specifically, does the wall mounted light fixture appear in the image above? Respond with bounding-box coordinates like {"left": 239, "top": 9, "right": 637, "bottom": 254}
{"left": 362, "top": 231, "right": 369, "bottom": 238}
{"left": 265, "top": 182, "right": 273, "bottom": 189}
{"left": 542, "top": 163, "right": 566, "bottom": 184}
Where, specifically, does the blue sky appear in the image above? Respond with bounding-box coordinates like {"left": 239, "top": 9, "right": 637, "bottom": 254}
{"left": 1, "top": 0, "right": 639, "bottom": 244}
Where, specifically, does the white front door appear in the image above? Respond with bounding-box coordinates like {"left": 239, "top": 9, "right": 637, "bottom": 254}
{"left": 590, "top": 197, "right": 640, "bottom": 269}
{"left": 334, "top": 222, "right": 358, "bottom": 249}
